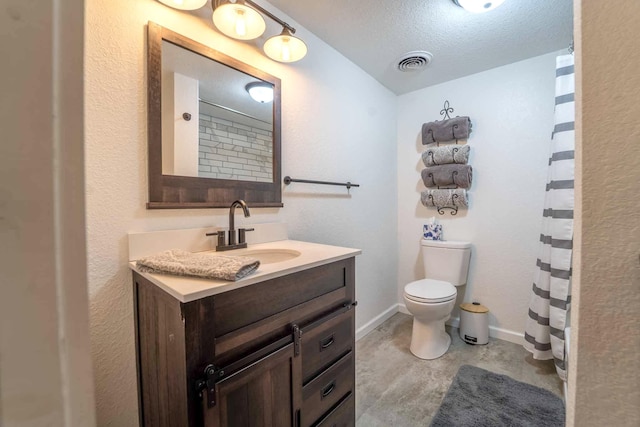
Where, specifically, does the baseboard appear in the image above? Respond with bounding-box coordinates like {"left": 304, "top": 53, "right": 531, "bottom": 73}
{"left": 396, "top": 304, "right": 525, "bottom": 346}
{"left": 355, "top": 304, "right": 400, "bottom": 341}
{"left": 398, "top": 303, "right": 410, "bottom": 315}
{"left": 487, "top": 324, "right": 525, "bottom": 345}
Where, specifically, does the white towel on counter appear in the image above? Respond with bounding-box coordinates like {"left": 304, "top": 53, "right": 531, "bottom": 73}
{"left": 136, "top": 249, "right": 260, "bottom": 281}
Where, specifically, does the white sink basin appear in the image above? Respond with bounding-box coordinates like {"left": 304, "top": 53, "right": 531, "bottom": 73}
{"left": 238, "top": 248, "right": 302, "bottom": 264}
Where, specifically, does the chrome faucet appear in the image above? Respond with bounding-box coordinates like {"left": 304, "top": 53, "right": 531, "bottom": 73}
{"left": 207, "top": 199, "right": 254, "bottom": 251}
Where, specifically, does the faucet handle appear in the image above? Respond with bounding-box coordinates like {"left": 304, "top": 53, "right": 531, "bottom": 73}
{"left": 206, "top": 231, "right": 226, "bottom": 248}
{"left": 238, "top": 228, "right": 255, "bottom": 245}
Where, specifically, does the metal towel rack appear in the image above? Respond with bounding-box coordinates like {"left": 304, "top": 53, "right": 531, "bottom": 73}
{"left": 283, "top": 176, "right": 360, "bottom": 190}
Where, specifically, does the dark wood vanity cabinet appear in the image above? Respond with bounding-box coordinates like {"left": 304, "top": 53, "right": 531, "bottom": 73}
{"left": 133, "top": 257, "right": 356, "bottom": 427}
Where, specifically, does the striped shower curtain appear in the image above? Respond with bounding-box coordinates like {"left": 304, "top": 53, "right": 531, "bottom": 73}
{"left": 524, "top": 55, "right": 575, "bottom": 381}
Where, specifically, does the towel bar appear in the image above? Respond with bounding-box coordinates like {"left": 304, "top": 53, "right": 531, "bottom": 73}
{"left": 283, "top": 176, "right": 360, "bottom": 190}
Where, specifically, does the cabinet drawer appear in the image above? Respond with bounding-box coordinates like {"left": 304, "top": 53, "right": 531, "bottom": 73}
{"left": 301, "top": 352, "right": 354, "bottom": 427}
{"left": 314, "top": 393, "right": 354, "bottom": 427}
{"left": 301, "top": 308, "right": 354, "bottom": 383}
{"left": 213, "top": 259, "right": 354, "bottom": 336}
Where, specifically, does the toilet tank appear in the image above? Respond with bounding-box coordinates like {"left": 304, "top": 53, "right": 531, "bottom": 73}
{"left": 421, "top": 240, "right": 471, "bottom": 286}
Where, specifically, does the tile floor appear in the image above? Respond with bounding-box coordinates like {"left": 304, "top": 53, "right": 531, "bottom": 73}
{"left": 355, "top": 313, "right": 563, "bottom": 426}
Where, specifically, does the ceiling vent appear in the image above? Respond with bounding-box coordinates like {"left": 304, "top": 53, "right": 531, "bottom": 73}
{"left": 396, "top": 51, "right": 433, "bottom": 72}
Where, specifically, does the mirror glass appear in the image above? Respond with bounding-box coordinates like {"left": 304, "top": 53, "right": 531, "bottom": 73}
{"left": 161, "top": 41, "right": 274, "bottom": 183}
{"left": 146, "top": 22, "right": 282, "bottom": 209}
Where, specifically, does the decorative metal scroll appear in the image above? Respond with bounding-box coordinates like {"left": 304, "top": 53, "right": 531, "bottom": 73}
{"left": 440, "top": 100, "right": 454, "bottom": 120}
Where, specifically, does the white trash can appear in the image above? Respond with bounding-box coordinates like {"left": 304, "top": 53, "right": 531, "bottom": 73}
{"left": 459, "top": 302, "right": 489, "bottom": 345}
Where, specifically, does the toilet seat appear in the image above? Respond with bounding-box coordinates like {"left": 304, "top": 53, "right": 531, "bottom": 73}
{"left": 404, "top": 279, "right": 456, "bottom": 303}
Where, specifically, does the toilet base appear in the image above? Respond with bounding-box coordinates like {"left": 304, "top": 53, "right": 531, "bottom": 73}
{"left": 409, "top": 316, "right": 452, "bottom": 360}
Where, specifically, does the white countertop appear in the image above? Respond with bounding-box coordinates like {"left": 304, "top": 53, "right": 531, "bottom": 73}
{"left": 129, "top": 239, "right": 361, "bottom": 303}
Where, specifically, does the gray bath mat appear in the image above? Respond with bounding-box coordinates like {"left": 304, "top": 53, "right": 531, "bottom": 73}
{"left": 430, "top": 365, "right": 565, "bottom": 427}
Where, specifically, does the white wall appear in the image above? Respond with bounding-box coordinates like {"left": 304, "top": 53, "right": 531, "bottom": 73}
{"left": 85, "top": 0, "right": 397, "bottom": 425}
{"left": 396, "top": 52, "right": 559, "bottom": 342}
{"left": 568, "top": 1, "right": 640, "bottom": 425}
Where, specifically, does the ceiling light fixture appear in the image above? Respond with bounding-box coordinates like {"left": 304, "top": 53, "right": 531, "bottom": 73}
{"left": 246, "top": 82, "right": 274, "bottom": 103}
{"left": 453, "top": 0, "right": 506, "bottom": 13}
{"left": 157, "top": 0, "right": 207, "bottom": 10}
{"left": 157, "top": 0, "right": 307, "bottom": 63}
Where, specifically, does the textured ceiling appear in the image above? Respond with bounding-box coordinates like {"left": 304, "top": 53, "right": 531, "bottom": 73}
{"left": 266, "top": 0, "right": 574, "bottom": 94}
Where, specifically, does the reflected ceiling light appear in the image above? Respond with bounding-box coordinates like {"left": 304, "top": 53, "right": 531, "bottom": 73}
{"left": 157, "top": 0, "right": 207, "bottom": 11}
{"left": 212, "top": 0, "right": 266, "bottom": 40}
{"left": 263, "top": 28, "right": 308, "bottom": 63}
{"left": 246, "top": 82, "right": 274, "bottom": 103}
{"left": 453, "top": 0, "right": 506, "bottom": 13}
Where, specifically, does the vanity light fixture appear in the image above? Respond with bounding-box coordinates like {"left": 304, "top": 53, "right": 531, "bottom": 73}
{"left": 263, "top": 27, "right": 308, "bottom": 63}
{"left": 157, "top": 0, "right": 207, "bottom": 11}
{"left": 453, "top": 0, "right": 506, "bottom": 13}
{"left": 245, "top": 82, "right": 274, "bottom": 103}
{"left": 157, "top": 0, "right": 307, "bottom": 63}
{"left": 212, "top": 0, "right": 266, "bottom": 40}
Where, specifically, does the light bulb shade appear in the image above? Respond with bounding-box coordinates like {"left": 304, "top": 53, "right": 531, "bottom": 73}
{"left": 157, "top": 0, "right": 207, "bottom": 11}
{"left": 212, "top": 0, "right": 266, "bottom": 40}
{"left": 454, "top": 0, "right": 506, "bottom": 13}
{"left": 263, "top": 28, "right": 307, "bottom": 63}
{"left": 246, "top": 82, "right": 274, "bottom": 103}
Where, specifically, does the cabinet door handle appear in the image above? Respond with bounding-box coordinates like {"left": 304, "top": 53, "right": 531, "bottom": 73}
{"left": 321, "top": 380, "right": 336, "bottom": 399}
{"left": 320, "top": 334, "right": 335, "bottom": 351}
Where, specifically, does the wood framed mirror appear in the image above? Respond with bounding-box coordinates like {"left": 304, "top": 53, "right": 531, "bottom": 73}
{"left": 147, "top": 22, "right": 282, "bottom": 209}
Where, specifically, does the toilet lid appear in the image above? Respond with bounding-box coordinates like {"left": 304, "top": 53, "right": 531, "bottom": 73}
{"left": 405, "top": 279, "right": 456, "bottom": 303}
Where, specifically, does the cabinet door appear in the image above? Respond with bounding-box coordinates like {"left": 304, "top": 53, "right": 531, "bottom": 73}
{"left": 203, "top": 343, "right": 299, "bottom": 427}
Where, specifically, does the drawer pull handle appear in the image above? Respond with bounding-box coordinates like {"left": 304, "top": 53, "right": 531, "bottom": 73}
{"left": 321, "top": 380, "right": 336, "bottom": 399}
{"left": 320, "top": 334, "right": 335, "bottom": 351}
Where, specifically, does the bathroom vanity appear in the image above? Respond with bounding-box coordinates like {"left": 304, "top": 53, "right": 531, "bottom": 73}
{"left": 130, "top": 237, "right": 359, "bottom": 427}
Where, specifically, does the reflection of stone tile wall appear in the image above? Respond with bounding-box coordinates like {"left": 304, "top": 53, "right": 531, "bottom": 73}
{"left": 198, "top": 114, "right": 273, "bottom": 182}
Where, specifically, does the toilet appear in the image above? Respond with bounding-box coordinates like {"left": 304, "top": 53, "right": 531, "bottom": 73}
{"left": 403, "top": 240, "right": 471, "bottom": 359}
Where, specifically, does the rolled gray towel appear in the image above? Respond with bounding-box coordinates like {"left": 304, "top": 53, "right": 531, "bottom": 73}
{"left": 421, "top": 165, "right": 473, "bottom": 189}
{"left": 421, "top": 189, "right": 469, "bottom": 208}
{"left": 136, "top": 249, "right": 260, "bottom": 281}
{"left": 422, "top": 144, "right": 470, "bottom": 167}
{"left": 422, "top": 116, "right": 472, "bottom": 144}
